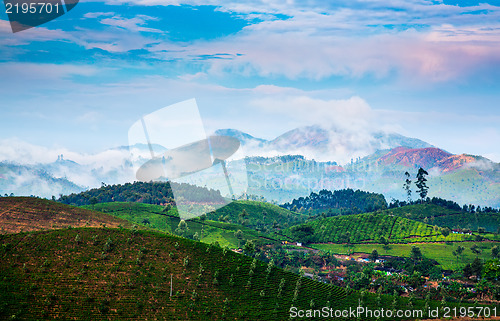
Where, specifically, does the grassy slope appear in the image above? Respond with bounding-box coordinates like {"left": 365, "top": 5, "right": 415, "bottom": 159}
{"left": 207, "top": 200, "right": 308, "bottom": 228}
{"left": 86, "top": 202, "right": 290, "bottom": 248}
{"left": 0, "top": 198, "right": 486, "bottom": 319}
{"left": 428, "top": 167, "right": 500, "bottom": 208}
{"left": 312, "top": 242, "right": 500, "bottom": 271}
{"left": 383, "top": 203, "right": 500, "bottom": 233}
{"left": 0, "top": 197, "right": 136, "bottom": 234}
{"left": 284, "top": 213, "right": 474, "bottom": 244}
{"left": 0, "top": 227, "right": 448, "bottom": 321}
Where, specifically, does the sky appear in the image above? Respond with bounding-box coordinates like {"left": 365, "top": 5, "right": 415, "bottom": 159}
{"left": 1, "top": 0, "right": 500, "bottom": 164}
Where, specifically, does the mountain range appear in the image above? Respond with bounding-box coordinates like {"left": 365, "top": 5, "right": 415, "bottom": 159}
{"left": 216, "top": 126, "right": 433, "bottom": 161}
{"left": 1, "top": 126, "right": 498, "bottom": 207}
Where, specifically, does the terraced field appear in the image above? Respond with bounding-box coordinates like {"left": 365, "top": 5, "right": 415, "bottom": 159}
{"left": 86, "top": 202, "right": 290, "bottom": 248}
{"left": 383, "top": 204, "right": 500, "bottom": 233}
{"left": 0, "top": 227, "right": 449, "bottom": 320}
{"left": 285, "top": 213, "right": 475, "bottom": 244}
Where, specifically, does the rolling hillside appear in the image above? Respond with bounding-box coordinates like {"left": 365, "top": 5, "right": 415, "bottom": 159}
{"left": 1, "top": 227, "right": 471, "bottom": 320}
{"left": 384, "top": 203, "right": 500, "bottom": 233}
{"left": 206, "top": 200, "right": 308, "bottom": 231}
{"left": 0, "top": 198, "right": 490, "bottom": 320}
{"left": 0, "top": 228, "right": 348, "bottom": 320}
{"left": 0, "top": 197, "right": 136, "bottom": 234}
{"left": 85, "top": 202, "right": 290, "bottom": 248}
{"left": 284, "top": 212, "right": 475, "bottom": 244}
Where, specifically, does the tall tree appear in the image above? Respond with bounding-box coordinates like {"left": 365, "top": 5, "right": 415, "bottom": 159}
{"left": 441, "top": 227, "right": 451, "bottom": 238}
{"left": 410, "top": 246, "right": 423, "bottom": 261}
{"left": 90, "top": 197, "right": 98, "bottom": 210}
{"left": 403, "top": 171, "right": 412, "bottom": 203}
{"left": 415, "top": 167, "right": 429, "bottom": 203}
{"left": 492, "top": 245, "right": 499, "bottom": 259}
{"left": 369, "top": 249, "right": 379, "bottom": 262}
{"left": 175, "top": 220, "right": 189, "bottom": 236}
{"left": 471, "top": 257, "right": 483, "bottom": 280}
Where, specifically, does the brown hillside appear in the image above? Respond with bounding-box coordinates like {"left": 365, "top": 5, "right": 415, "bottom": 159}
{"left": 0, "top": 197, "right": 135, "bottom": 234}
{"left": 378, "top": 147, "right": 485, "bottom": 173}
{"left": 436, "top": 154, "right": 483, "bottom": 173}
{"left": 378, "top": 147, "right": 452, "bottom": 168}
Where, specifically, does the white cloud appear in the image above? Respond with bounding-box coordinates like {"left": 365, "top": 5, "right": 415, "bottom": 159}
{"left": 126, "top": 5, "right": 500, "bottom": 83}
{"left": 0, "top": 138, "right": 122, "bottom": 167}
{"left": 177, "top": 72, "right": 208, "bottom": 81}
{"left": 5, "top": 0, "right": 497, "bottom": 83}
{"left": 244, "top": 95, "right": 385, "bottom": 163}
{"left": 99, "top": 14, "right": 163, "bottom": 33}
{"left": 0, "top": 62, "right": 98, "bottom": 80}
{"left": 200, "top": 23, "right": 500, "bottom": 82}
{"left": 83, "top": 12, "right": 115, "bottom": 19}
{"left": 251, "top": 95, "right": 374, "bottom": 129}
{"left": 0, "top": 138, "right": 136, "bottom": 188}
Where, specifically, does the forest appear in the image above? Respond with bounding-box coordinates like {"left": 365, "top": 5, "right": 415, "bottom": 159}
{"left": 281, "top": 188, "right": 388, "bottom": 214}
{"left": 58, "top": 181, "right": 226, "bottom": 206}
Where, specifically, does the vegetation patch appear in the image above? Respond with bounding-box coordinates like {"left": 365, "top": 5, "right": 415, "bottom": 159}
{"left": 284, "top": 212, "right": 475, "bottom": 244}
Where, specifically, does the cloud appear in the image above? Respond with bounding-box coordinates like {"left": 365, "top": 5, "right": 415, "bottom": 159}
{"left": 99, "top": 14, "right": 163, "bottom": 33}
{"left": 245, "top": 95, "right": 388, "bottom": 163}
{"left": 4, "top": 0, "right": 499, "bottom": 83}
{"left": 252, "top": 95, "right": 374, "bottom": 130}
{"left": 0, "top": 138, "right": 136, "bottom": 188}
{"left": 0, "top": 138, "right": 123, "bottom": 167}
{"left": 124, "top": 2, "right": 500, "bottom": 83}
{"left": 0, "top": 62, "right": 98, "bottom": 79}
{"left": 198, "top": 22, "right": 500, "bottom": 82}
{"left": 177, "top": 72, "right": 208, "bottom": 81}
{"left": 83, "top": 12, "right": 115, "bottom": 19}
{"left": 0, "top": 138, "right": 61, "bottom": 164}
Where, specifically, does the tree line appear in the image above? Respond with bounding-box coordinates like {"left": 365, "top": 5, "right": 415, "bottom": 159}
{"left": 58, "top": 181, "right": 225, "bottom": 206}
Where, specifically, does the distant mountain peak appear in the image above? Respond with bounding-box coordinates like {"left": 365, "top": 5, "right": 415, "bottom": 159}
{"left": 214, "top": 129, "right": 267, "bottom": 146}
{"left": 373, "top": 132, "right": 434, "bottom": 150}
{"left": 271, "top": 125, "right": 330, "bottom": 150}
{"left": 375, "top": 147, "right": 496, "bottom": 173}
{"left": 378, "top": 147, "right": 452, "bottom": 168}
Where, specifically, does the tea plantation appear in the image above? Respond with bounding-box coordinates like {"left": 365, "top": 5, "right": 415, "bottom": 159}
{"left": 0, "top": 227, "right": 451, "bottom": 320}
{"left": 285, "top": 212, "right": 475, "bottom": 244}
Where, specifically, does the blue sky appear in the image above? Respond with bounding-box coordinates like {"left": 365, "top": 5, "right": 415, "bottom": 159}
{"left": 1, "top": 0, "right": 500, "bottom": 163}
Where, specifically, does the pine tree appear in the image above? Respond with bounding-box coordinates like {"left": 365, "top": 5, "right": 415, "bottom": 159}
{"left": 403, "top": 171, "right": 412, "bottom": 203}
{"left": 415, "top": 167, "right": 429, "bottom": 203}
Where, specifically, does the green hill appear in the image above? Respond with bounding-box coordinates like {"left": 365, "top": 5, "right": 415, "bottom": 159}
{"left": 1, "top": 227, "right": 469, "bottom": 320}
{"left": 384, "top": 203, "right": 500, "bottom": 233}
{"left": 0, "top": 199, "right": 486, "bottom": 320}
{"left": 85, "top": 202, "right": 290, "bottom": 248}
{"left": 284, "top": 212, "right": 475, "bottom": 244}
{"left": 2, "top": 227, "right": 439, "bottom": 320}
{"left": 207, "top": 200, "right": 308, "bottom": 231}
